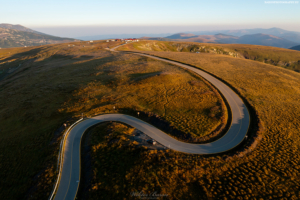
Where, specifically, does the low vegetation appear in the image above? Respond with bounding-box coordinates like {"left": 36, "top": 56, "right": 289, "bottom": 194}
{"left": 119, "top": 40, "right": 300, "bottom": 72}
{"left": 107, "top": 45, "right": 300, "bottom": 199}
{"left": 82, "top": 117, "right": 299, "bottom": 200}
{"left": 2, "top": 39, "right": 300, "bottom": 199}
{"left": 0, "top": 40, "right": 222, "bottom": 199}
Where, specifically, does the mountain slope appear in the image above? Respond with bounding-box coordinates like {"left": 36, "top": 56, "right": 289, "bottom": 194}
{"left": 121, "top": 40, "right": 300, "bottom": 72}
{"left": 0, "top": 23, "right": 45, "bottom": 35}
{"left": 0, "top": 41, "right": 223, "bottom": 198}
{"left": 236, "top": 33, "right": 299, "bottom": 48}
{"left": 0, "top": 24, "right": 77, "bottom": 48}
{"left": 290, "top": 45, "right": 300, "bottom": 51}
{"left": 103, "top": 42, "right": 300, "bottom": 200}
{"left": 144, "top": 33, "right": 299, "bottom": 48}
{"left": 191, "top": 27, "right": 300, "bottom": 43}
{"left": 146, "top": 33, "right": 239, "bottom": 43}
{"left": 182, "top": 34, "right": 239, "bottom": 43}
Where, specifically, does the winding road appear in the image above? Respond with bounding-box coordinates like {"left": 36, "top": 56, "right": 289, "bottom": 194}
{"left": 52, "top": 45, "right": 250, "bottom": 200}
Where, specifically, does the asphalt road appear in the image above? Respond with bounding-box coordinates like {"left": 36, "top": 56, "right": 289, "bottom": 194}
{"left": 53, "top": 46, "right": 250, "bottom": 200}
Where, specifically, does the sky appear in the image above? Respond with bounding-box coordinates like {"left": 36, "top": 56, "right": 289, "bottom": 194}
{"left": 1, "top": 0, "right": 300, "bottom": 37}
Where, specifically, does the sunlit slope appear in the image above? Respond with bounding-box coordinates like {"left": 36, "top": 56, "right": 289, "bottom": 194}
{"left": 120, "top": 40, "right": 300, "bottom": 72}
{"left": 0, "top": 40, "right": 223, "bottom": 199}
{"left": 82, "top": 42, "right": 300, "bottom": 199}
{"left": 117, "top": 47, "right": 300, "bottom": 196}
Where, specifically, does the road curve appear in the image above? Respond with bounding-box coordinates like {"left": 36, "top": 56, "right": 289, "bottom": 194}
{"left": 53, "top": 46, "right": 250, "bottom": 200}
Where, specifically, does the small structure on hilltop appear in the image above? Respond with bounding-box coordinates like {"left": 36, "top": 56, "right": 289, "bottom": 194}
{"left": 124, "top": 38, "right": 139, "bottom": 42}
{"left": 104, "top": 38, "right": 139, "bottom": 43}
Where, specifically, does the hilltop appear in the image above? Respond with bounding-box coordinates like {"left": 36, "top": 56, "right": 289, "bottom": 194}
{"left": 0, "top": 23, "right": 77, "bottom": 48}
{"left": 121, "top": 40, "right": 300, "bottom": 72}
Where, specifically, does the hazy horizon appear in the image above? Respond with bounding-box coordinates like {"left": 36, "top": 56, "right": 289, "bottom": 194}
{"left": 25, "top": 25, "right": 300, "bottom": 39}
{"left": 1, "top": 0, "right": 299, "bottom": 38}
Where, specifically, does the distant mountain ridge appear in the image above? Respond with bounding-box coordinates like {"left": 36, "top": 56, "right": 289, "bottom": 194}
{"left": 144, "top": 31, "right": 300, "bottom": 49}
{"left": 71, "top": 27, "right": 300, "bottom": 47}
{"left": 165, "top": 33, "right": 198, "bottom": 39}
{"left": 0, "top": 23, "right": 77, "bottom": 48}
{"left": 189, "top": 27, "right": 300, "bottom": 43}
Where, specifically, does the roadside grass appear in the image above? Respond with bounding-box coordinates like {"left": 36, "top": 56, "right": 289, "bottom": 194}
{"left": 82, "top": 122, "right": 214, "bottom": 200}
{"left": 80, "top": 122, "right": 143, "bottom": 200}
{"left": 83, "top": 121, "right": 300, "bottom": 200}
{"left": 0, "top": 41, "right": 222, "bottom": 199}
{"left": 110, "top": 47, "right": 300, "bottom": 199}
{"left": 137, "top": 50, "right": 300, "bottom": 146}
{"left": 119, "top": 40, "right": 300, "bottom": 72}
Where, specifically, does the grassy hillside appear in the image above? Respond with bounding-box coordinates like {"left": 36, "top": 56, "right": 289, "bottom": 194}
{"left": 0, "top": 27, "right": 77, "bottom": 48}
{"left": 79, "top": 44, "right": 300, "bottom": 199}
{"left": 120, "top": 40, "right": 300, "bottom": 72}
{"left": 0, "top": 40, "right": 223, "bottom": 199}
{"left": 2, "top": 39, "right": 300, "bottom": 199}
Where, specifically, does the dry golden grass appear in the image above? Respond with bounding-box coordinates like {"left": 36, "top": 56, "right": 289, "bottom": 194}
{"left": 3, "top": 39, "right": 300, "bottom": 199}
{"left": 106, "top": 46, "right": 300, "bottom": 199}
{"left": 60, "top": 54, "right": 224, "bottom": 140}
{"left": 81, "top": 46, "right": 300, "bottom": 199}
{"left": 0, "top": 41, "right": 222, "bottom": 199}
{"left": 120, "top": 40, "right": 300, "bottom": 72}
{"left": 84, "top": 118, "right": 299, "bottom": 199}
